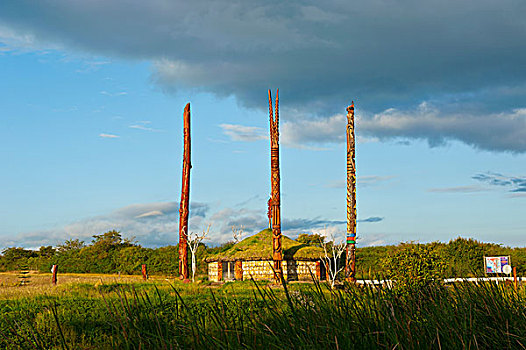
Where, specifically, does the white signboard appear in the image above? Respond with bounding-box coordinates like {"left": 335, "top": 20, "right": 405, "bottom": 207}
{"left": 484, "top": 256, "right": 511, "bottom": 274}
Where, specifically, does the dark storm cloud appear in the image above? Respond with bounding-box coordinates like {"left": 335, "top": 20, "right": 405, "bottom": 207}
{"left": 1, "top": 0, "right": 526, "bottom": 151}
{"left": 358, "top": 104, "right": 526, "bottom": 153}
{"left": 473, "top": 172, "right": 526, "bottom": 193}
{"left": 280, "top": 104, "right": 526, "bottom": 152}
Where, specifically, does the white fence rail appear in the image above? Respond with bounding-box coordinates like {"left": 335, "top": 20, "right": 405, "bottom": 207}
{"left": 443, "top": 276, "right": 524, "bottom": 284}
{"left": 355, "top": 276, "right": 524, "bottom": 286}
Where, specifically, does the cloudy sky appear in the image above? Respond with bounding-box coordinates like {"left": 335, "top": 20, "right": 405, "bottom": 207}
{"left": 1, "top": 0, "right": 525, "bottom": 249}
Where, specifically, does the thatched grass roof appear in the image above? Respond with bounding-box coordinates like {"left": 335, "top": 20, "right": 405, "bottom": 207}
{"left": 206, "top": 229, "right": 327, "bottom": 262}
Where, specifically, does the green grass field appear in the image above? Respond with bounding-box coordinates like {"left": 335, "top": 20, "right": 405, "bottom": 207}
{"left": 0, "top": 272, "right": 525, "bottom": 349}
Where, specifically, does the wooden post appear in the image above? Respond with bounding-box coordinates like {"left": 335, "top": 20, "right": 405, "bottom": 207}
{"left": 218, "top": 261, "right": 223, "bottom": 281}
{"left": 51, "top": 264, "right": 58, "bottom": 285}
{"left": 141, "top": 264, "right": 148, "bottom": 281}
{"left": 268, "top": 90, "right": 283, "bottom": 282}
{"left": 235, "top": 260, "right": 243, "bottom": 281}
{"left": 178, "top": 103, "right": 191, "bottom": 280}
{"left": 345, "top": 102, "right": 357, "bottom": 282}
{"left": 513, "top": 266, "right": 517, "bottom": 291}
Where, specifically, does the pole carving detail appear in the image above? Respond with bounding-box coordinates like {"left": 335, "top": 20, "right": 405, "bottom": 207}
{"left": 346, "top": 102, "right": 357, "bottom": 281}
{"left": 268, "top": 90, "right": 283, "bottom": 281}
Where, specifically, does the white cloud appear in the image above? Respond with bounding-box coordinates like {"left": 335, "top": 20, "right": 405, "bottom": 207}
{"left": 208, "top": 207, "right": 267, "bottom": 242}
{"left": 281, "top": 114, "right": 345, "bottom": 148}
{"left": 2, "top": 199, "right": 382, "bottom": 249}
{"left": 220, "top": 124, "right": 267, "bottom": 142}
{"left": 99, "top": 133, "right": 120, "bottom": 138}
{"left": 135, "top": 210, "right": 164, "bottom": 218}
{"left": 325, "top": 180, "right": 346, "bottom": 189}
{"left": 428, "top": 186, "right": 489, "bottom": 193}
{"left": 358, "top": 235, "right": 388, "bottom": 247}
{"left": 129, "top": 121, "right": 161, "bottom": 132}
{"left": 0, "top": 24, "right": 41, "bottom": 51}
{"left": 0, "top": 202, "right": 210, "bottom": 249}
{"left": 327, "top": 175, "right": 394, "bottom": 189}
{"left": 359, "top": 175, "right": 396, "bottom": 186}
{"left": 100, "top": 90, "right": 127, "bottom": 97}
{"left": 219, "top": 113, "right": 357, "bottom": 150}
{"left": 76, "top": 60, "right": 110, "bottom": 73}
{"left": 0, "top": 45, "right": 12, "bottom": 54}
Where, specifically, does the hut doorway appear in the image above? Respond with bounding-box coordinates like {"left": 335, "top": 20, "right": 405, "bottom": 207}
{"left": 222, "top": 261, "right": 235, "bottom": 281}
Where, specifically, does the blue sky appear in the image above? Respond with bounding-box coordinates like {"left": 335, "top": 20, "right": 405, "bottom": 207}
{"left": 1, "top": 1, "right": 525, "bottom": 249}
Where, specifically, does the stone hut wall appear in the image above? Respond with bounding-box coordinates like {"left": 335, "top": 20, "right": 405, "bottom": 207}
{"left": 208, "top": 261, "right": 219, "bottom": 282}
{"left": 208, "top": 259, "right": 324, "bottom": 282}
{"left": 284, "top": 260, "right": 320, "bottom": 281}
{"left": 241, "top": 260, "right": 275, "bottom": 281}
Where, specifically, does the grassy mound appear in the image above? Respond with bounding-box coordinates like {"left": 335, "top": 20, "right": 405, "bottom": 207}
{"left": 207, "top": 229, "right": 327, "bottom": 261}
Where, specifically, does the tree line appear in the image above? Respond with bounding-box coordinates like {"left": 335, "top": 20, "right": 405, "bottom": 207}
{"left": 1, "top": 230, "right": 524, "bottom": 278}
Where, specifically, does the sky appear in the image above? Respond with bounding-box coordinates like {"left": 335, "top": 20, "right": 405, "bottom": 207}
{"left": 0, "top": 0, "right": 525, "bottom": 249}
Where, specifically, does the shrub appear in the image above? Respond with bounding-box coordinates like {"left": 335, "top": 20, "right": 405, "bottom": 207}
{"left": 382, "top": 243, "right": 446, "bottom": 296}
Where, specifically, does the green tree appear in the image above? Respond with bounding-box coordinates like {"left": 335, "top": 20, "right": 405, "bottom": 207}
{"left": 57, "top": 239, "right": 85, "bottom": 253}
{"left": 1, "top": 247, "right": 37, "bottom": 260}
{"left": 147, "top": 245, "right": 179, "bottom": 276}
{"left": 116, "top": 246, "right": 151, "bottom": 275}
{"left": 91, "top": 230, "right": 130, "bottom": 247}
{"left": 0, "top": 247, "right": 37, "bottom": 271}
{"left": 84, "top": 231, "right": 127, "bottom": 273}
{"left": 38, "top": 246, "right": 56, "bottom": 258}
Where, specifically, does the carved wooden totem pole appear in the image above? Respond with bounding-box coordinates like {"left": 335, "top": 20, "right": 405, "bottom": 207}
{"left": 268, "top": 90, "right": 283, "bottom": 281}
{"left": 346, "top": 102, "right": 357, "bottom": 282}
{"left": 178, "top": 103, "right": 191, "bottom": 280}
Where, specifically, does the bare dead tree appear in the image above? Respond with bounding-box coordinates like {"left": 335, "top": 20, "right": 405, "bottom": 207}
{"left": 319, "top": 230, "right": 347, "bottom": 289}
{"left": 231, "top": 225, "right": 245, "bottom": 244}
{"left": 188, "top": 224, "right": 210, "bottom": 282}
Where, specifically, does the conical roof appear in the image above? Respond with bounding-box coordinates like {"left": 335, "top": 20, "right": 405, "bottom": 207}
{"left": 206, "top": 229, "right": 327, "bottom": 261}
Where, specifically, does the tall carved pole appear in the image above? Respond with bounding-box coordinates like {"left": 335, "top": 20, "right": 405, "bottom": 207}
{"left": 346, "top": 102, "right": 357, "bottom": 282}
{"left": 178, "top": 103, "right": 191, "bottom": 280}
{"left": 268, "top": 90, "right": 283, "bottom": 281}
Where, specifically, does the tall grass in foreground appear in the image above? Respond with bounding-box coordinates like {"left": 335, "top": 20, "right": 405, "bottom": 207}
{"left": 1, "top": 280, "right": 525, "bottom": 349}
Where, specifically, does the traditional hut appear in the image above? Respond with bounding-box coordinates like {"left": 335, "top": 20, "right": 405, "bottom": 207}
{"left": 206, "top": 229, "right": 327, "bottom": 282}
